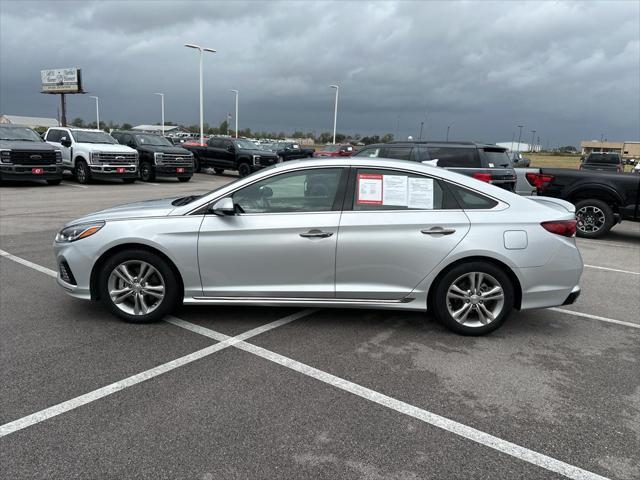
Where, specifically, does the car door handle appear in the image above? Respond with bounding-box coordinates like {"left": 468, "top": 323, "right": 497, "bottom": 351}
{"left": 421, "top": 227, "right": 456, "bottom": 235}
{"left": 300, "top": 229, "right": 334, "bottom": 238}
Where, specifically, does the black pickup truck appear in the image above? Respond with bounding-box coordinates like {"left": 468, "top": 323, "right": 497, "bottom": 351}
{"left": 0, "top": 124, "right": 63, "bottom": 185}
{"left": 528, "top": 168, "right": 640, "bottom": 238}
{"left": 353, "top": 141, "right": 517, "bottom": 191}
{"left": 268, "top": 142, "right": 315, "bottom": 162}
{"left": 184, "top": 137, "right": 279, "bottom": 177}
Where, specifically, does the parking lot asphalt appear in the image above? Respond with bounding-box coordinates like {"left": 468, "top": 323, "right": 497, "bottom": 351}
{"left": 1, "top": 173, "right": 639, "bottom": 480}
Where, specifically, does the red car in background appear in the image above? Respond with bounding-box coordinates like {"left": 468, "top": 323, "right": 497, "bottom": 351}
{"left": 313, "top": 144, "right": 354, "bottom": 157}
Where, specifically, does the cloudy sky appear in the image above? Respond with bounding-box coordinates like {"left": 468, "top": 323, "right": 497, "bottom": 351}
{"left": 1, "top": 0, "right": 638, "bottom": 146}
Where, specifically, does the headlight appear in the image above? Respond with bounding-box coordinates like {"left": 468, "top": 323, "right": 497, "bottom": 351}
{"left": 0, "top": 150, "right": 11, "bottom": 163}
{"left": 89, "top": 152, "right": 97, "bottom": 164}
{"left": 55, "top": 221, "right": 105, "bottom": 243}
{"left": 154, "top": 152, "right": 162, "bottom": 165}
{"left": 55, "top": 150, "right": 62, "bottom": 164}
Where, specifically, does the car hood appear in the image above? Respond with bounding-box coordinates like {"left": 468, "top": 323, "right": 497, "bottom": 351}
{"left": 240, "top": 148, "right": 278, "bottom": 156}
{"left": 0, "top": 140, "right": 57, "bottom": 151}
{"left": 65, "top": 197, "right": 180, "bottom": 226}
{"left": 138, "top": 145, "right": 192, "bottom": 155}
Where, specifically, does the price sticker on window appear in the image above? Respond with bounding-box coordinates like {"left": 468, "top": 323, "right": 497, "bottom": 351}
{"left": 357, "top": 173, "right": 383, "bottom": 204}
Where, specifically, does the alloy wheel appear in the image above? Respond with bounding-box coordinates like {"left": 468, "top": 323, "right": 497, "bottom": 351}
{"left": 446, "top": 272, "right": 505, "bottom": 327}
{"left": 576, "top": 205, "right": 605, "bottom": 234}
{"left": 107, "top": 260, "right": 165, "bottom": 316}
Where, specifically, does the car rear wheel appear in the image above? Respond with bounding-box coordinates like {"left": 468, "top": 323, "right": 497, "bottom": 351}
{"left": 432, "top": 261, "right": 514, "bottom": 335}
{"left": 238, "top": 162, "right": 251, "bottom": 177}
{"left": 575, "top": 199, "right": 614, "bottom": 238}
{"left": 75, "top": 160, "right": 91, "bottom": 184}
{"left": 98, "top": 250, "right": 179, "bottom": 323}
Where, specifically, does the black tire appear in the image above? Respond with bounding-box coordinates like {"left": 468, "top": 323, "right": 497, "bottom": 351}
{"left": 122, "top": 178, "right": 136, "bottom": 184}
{"left": 46, "top": 179, "right": 62, "bottom": 185}
{"left": 178, "top": 176, "right": 191, "bottom": 182}
{"left": 140, "top": 161, "right": 155, "bottom": 182}
{"left": 431, "top": 261, "right": 514, "bottom": 336}
{"left": 574, "top": 199, "right": 614, "bottom": 239}
{"left": 98, "top": 249, "right": 179, "bottom": 323}
{"left": 193, "top": 156, "right": 201, "bottom": 173}
{"left": 214, "top": 168, "right": 224, "bottom": 175}
{"left": 237, "top": 162, "right": 251, "bottom": 177}
{"left": 75, "top": 159, "right": 91, "bottom": 184}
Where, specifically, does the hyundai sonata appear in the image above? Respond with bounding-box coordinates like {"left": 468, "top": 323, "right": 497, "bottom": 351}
{"left": 54, "top": 158, "right": 582, "bottom": 335}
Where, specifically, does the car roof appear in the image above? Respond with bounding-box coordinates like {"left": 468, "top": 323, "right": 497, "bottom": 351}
{"left": 362, "top": 141, "right": 505, "bottom": 150}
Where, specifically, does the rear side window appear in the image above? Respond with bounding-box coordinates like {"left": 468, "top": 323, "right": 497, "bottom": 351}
{"left": 380, "top": 146, "right": 413, "bottom": 161}
{"left": 350, "top": 168, "right": 459, "bottom": 211}
{"left": 427, "top": 147, "right": 480, "bottom": 168}
{"left": 353, "top": 147, "right": 380, "bottom": 158}
{"left": 586, "top": 154, "right": 620, "bottom": 164}
{"left": 208, "top": 138, "right": 222, "bottom": 148}
{"left": 447, "top": 183, "right": 498, "bottom": 209}
{"left": 46, "top": 129, "right": 62, "bottom": 142}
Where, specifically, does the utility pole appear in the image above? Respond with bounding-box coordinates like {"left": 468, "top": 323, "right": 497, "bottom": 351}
{"left": 184, "top": 44, "right": 216, "bottom": 146}
{"left": 329, "top": 85, "right": 339, "bottom": 144}
{"left": 530, "top": 130, "right": 536, "bottom": 152}
{"left": 510, "top": 131, "right": 515, "bottom": 152}
{"left": 419, "top": 122, "right": 424, "bottom": 140}
{"left": 446, "top": 125, "right": 450, "bottom": 141}
{"left": 516, "top": 125, "right": 524, "bottom": 152}
{"left": 230, "top": 90, "right": 239, "bottom": 138}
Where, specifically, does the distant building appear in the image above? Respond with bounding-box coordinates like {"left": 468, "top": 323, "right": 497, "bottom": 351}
{"left": 496, "top": 141, "right": 541, "bottom": 152}
{"left": 0, "top": 114, "right": 59, "bottom": 129}
{"left": 131, "top": 124, "right": 187, "bottom": 135}
{"left": 580, "top": 140, "right": 640, "bottom": 159}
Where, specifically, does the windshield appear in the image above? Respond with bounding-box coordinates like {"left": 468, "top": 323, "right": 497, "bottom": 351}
{"left": 234, "top": 139, "right": 259, "bottom": 150}
{"left": 0, "top": 126, "right": 43, "bottom": 142}
{"left": 483, "top": 149, "right": 511, "bottom": 167}
{"left": 71, "top": 130, "right": 117, "bottom": 144}
{"left": 134, "top": 134, "right": 172, "bottom": 146}
{"left": 586, "top": 153, "right": 620, "bottom": 164}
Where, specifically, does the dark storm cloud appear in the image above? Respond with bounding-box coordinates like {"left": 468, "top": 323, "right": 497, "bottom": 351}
{"left": 1, "top": 0, "right": 638, "bottom": 145}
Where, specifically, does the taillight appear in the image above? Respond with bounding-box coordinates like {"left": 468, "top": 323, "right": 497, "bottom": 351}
{"left": 541, "top": 220, "right": 577, "bottom": 237}
{"left": 472, "top": 172, "right": 492, "bottom": 183}
{"left": 526, "top": 172, "right": 554, "bottom": 190}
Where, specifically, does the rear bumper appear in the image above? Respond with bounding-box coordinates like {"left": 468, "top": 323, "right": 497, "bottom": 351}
{"left": 0, "top": 164, "right": 63, "bottom": 180}
{"left": 562, "top": 286, "right": 581, "bottom": 305}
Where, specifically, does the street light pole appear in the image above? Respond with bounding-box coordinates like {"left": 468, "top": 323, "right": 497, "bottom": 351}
{"left": 230, "top": 90, "right": 239, "bottom": 138}
{"left": 419, "top": 122, "right": 424, "bottom": 140}
{"left": 446, "top": 125, "right": 450, "bottom": 141}
{"left": 185, "top": 43, "right": 216, "bottom": 146}
{"left": 530, "top": 130, "right": 536, "bottom": 152}
{"left": 329, "top": 85, "right": 339, "bottom": 144}
{"left": 153, "top": 93, "right": 165, "bottom": 136}
{"left": 89, "top": 96, "right": 99, "bottom": 130}
{"left": 516, "top": 125, "right": 524, "bottom": 152}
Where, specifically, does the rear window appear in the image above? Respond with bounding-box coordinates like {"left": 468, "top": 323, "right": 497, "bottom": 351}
{"left": 447, "top": 183, "right": 498, "bottom": 209}
{"left": 381, "top": 146, "right": 413, "bottom": 161}
{"left": 482, "top": 149, "right": 511, "bottom": 167}
{"left": 586, "top": 153, "right": 621, "bottom": 164}
{"left": 426, "top": 147, "right": 480, "bottom": 168}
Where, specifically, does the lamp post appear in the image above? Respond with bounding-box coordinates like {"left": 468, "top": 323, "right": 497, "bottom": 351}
{"left": 419, "top": 121, "right": 424, "bottom": 140}
{"left": 153, "top": 93, "right": 165, "bottom": 136}
{"left": 230, "top": 89, "right": 239, "bottom": 138}
{"left": 89, "top": 96, "right": 99, "bottom": 130}
{"left": 530, "top": 130, "right": 536, "bottom": 152}
{"left": 184, "top": 43, "right": 216, "bottom": 145}
{"left": 329, "top": 84, "right": 339, "bottom": 144}
{"left": 516, "top": 125, "right": 524, "bottom": 152}
{"left": 446, "top": 125, "right": 451, "bottom": 141}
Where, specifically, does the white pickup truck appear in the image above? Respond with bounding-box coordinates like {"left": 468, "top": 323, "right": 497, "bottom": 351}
{"left": 45, "top": 127, "right": 138, "bottom": 184}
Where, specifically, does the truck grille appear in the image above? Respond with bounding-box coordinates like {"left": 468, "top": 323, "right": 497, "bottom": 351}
{"left": 93, "top": 152, "right": 138, "bottom": 163}
{"left": 10, "top": 150, "right": 57, "bottom": 165}
{"left": 158, "top": 154, "right": 193, "bottom": 166}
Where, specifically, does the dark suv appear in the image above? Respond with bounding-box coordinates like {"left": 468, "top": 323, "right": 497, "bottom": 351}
{"left": 112, "top": 131, "right": 194, "bottom": 182}
{"left": 354, "top": 141, "right": 517, "bottom": 191}
{"left": 184, "top": 138, "right": 279, "bottom": 177}
{"left": 580, "top": 152, "right": 623, "bottom": 173}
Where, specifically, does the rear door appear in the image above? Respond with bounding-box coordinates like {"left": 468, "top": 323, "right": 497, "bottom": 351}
{"left": 335, "top": 167, "right": 470, "bottom": 299}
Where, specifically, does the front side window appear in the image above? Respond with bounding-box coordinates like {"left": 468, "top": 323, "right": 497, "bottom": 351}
{"left": 45, "top": 129, "right": 63, "bottom": 143}
{"left": 351, "top": 168, "right": 458, "bottom": 211}
{"left": 353, "top": 147, "right": 380, "bottom": 158}
{"left": 232, "top": 168, "right": 344, "bottom": 214}
{"left": 380, "top": 146, "right": 413, "bottom": 161}
{"left": 426, "top": 147, "right": 480, "bottom": 168}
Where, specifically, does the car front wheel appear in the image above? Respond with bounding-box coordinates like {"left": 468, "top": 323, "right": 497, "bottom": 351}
{"left": 432, "top": 261, "right": 514, "bottom": 335}
{"left": 75, "top": 160, "right": 91, "bottom": 184}
{"left": 238, "top": 162, "right": 251, "bottom": 177}
{"left": 98, "top": 250, "right": 179, "bottom": 323}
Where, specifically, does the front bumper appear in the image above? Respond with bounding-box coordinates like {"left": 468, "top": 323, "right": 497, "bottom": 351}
{"left": 155, "top": 165, "right": 193, "bottom": 177}
{"left": 0, "top": 164, "right": 63, "bottom": 181}
{"left": 89, "top": 163, "right": 137, "bottom": 178}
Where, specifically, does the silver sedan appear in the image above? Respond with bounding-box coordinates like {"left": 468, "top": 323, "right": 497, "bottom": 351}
{"left": 53, "top": 158, "right": 582, "bottom": 335}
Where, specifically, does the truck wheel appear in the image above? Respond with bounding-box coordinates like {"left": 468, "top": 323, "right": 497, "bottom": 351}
{"left": 193, "top": 156, "right": 201, "bottom": 173}
{"left": 75, "top": 160, "right": 91, "bottom": 184}
{"left": 575, "top": 199, "right": 614, "bottom": 238}
{"left": 238, "top": 162, "right": 251, "bottom": 178}
{"left": 214, "top": 168, "right": 224, "bottom": 175}
{"left": 140, "top": 161, "right": 155, "bottom": 182}
{"left": 46, "top": 179, "right": 62, "bottom": 185}
{"left": 178, "top": 177, "right": 191, "bottom": 182}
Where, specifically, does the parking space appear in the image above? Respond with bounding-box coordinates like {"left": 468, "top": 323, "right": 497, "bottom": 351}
{"left": 1, "top": 178, "right": 639, "bottom": 480}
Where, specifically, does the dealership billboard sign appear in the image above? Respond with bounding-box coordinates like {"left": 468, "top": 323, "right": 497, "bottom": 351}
{"left": 41, "top": 68, "right": 83, "bottom": 93}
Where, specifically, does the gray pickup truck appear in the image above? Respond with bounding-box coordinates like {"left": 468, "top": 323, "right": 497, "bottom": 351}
{"left": 579, "top": 152, "right": 624, "bottom": 173}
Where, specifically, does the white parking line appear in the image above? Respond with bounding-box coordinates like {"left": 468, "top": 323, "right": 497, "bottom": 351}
{"left": 0, "top": 249, "right": 57, "bottom": 278}
{"left": 0, "top": 309, "right": 315, "bottom": 438}
{"left": 167, "top": 319, "right": 611, "bottom": 480}
{"left": 584, "top": 264, "right": 640, "bottom": 275}
{"left": 550, "top": 308, "right": 640, "bottom": 329}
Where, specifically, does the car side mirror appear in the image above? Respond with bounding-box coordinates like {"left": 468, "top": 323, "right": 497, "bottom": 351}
{"left": 209, "top": 197, "right": 235, "bottom": 215}
{"left": 61, "top": 138, "right": 71, "bottom": 147}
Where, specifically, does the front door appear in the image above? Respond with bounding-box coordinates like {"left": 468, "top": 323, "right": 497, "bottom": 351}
{"left": 336, "top": 167, "right": 470, "bottom": 299}
{"left": 198, "top": 167, "right": 348, "bottom": 297}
